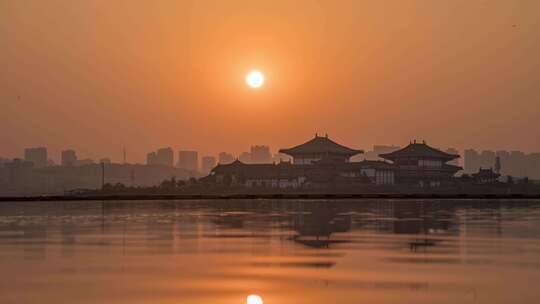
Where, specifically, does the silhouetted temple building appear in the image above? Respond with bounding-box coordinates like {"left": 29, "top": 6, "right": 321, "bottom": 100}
{"left": 279, "top": 134, "right": 363, "bottom": 165}
{"left": 210, "top": 160, "right": 306, "bottom": 188}
{"left": 206, "top": 135, "right": 397, "bottom": 189}
{"left": 379, "top": 140, "right": 461, "bottom": 187}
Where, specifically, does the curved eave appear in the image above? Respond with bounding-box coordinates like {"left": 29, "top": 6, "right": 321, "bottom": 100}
{"left": 380, "top": 153, "right": 459, "bottom": 161}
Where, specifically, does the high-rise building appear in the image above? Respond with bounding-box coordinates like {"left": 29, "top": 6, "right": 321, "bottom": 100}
{"left": 239, "top": 152, "right": 251, "bottom": 163}
{"left": 178, "top": 150, "right": 198, "bottom": 172}
{"left": 24, "top": 147, "right": 47, "bottom": 168}
{"left": 147, "top": 152, "right": 157, "bottom": 165}
{"left": 156, "top": 148, "right": 174, "bottom": 167}
{"left": 61, "top": 149, "right": 77, "bottom": 166}
{"left": 496, "top": 150, "right": 511, "bottom": 175}
{"left": 510, "top": 150, "right": 527, "bottom": 177}
{"left": 464, "top": 149, "right": 538, "bottom": 177}
{"left": 147, "top": 147, "right": 174, "bottom": 166}
{"left": 494, "top": 156, "right": 501, "bottom": 174}
{"left": 201, "top": 156, "right": 217, "bottom": 174}
{"left": 218, "top": 152, "right": 234, "bottom": 164}
{"left": 464, "top": 149, "right": 480, "bottom": 174}
{"left": 529, "top": 153, "right": 540, "bottom": 179}
{"left": 480, "top": 150, "right": 496, "bottom": 169}
{"left": 250, "top": 145, "right": 271, "bottom": 163}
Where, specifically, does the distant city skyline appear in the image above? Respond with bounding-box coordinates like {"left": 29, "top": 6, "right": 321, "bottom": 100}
{"left": 3, "top": 134, "right": 540, "bottom": 196}
{"left": 4, "top": 141, "right": 540, "bottom": 170}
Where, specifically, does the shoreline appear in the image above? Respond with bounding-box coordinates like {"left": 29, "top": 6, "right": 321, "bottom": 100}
{"left": 1, "top": 193, "right": 540, "bottom": 202}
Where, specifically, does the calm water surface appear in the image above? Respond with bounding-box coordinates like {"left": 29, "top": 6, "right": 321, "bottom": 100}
{"left": 1, "top": 199, "right": 540, "bottom": 304}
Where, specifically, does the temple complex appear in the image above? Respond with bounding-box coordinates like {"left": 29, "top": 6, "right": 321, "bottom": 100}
{"left": 379, "top": 140, "right": 462, "bottom": 187}
{"left": 206, "top": 135, "right": 398, "bottom": 189}
{"left": 205, "top": 137, "right": 463, "bottom": 190}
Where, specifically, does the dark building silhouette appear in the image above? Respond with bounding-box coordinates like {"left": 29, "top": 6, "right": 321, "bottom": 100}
{"left": 510, "top": 150, "right": 527, "bottom": 177}
{"left": 178, "top": 150, "right": 198, "bottom": 172}
{"left": 472, "top": 168, "right": 501, "bottom": 184}
{"left": 2, "top": 159, "right": 34, "bottom": 192}
{"left": 61, "top": 149, "right": 77, "bottom": 166}
{"left": 201, "top": 156, "right": 216, "bottom": 175}
{"left": 530, "top": 153, "right": 540, "bottom": 179}
{"left": 494, "top": 156, "right": 501, "bottom": 174}
{"left": 147, "top": 147, "right": 174, "bottom": 167}
{"left": 218, "top": 152, "right": 235, "bottom": 164}
{"left": 279, "top": 134, "right": 363, "bottom": 165}
{"left": 0, "top": 162, "right": 191, "bottom": 196}
{"left": 465, "top": 148, "right": 540, "bottom": 178}
{"left": 250, "top": 145, "right": 272, "bottom": 163}
{"left": 464, "top": 149, "right": 495, "bottom": 174}
{"left": 464, "top": 149, "right": 480, "bottom": 174}
{"left": 24, "top": 147, "right": 47, "bottom": 168}
{"left": 379, "top": 140, "right": 461, "bottom": 187}
{"left": 157, "top": 148, "right": 174, "bottom": 167}
{"left": 147, "top": 152, "right": 157, "bottom": 165}
{"left": 445, "top": 148, "right": 460, "bottom": 166}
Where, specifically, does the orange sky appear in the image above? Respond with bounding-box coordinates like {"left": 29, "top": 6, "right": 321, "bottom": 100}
{"left": 1, "top": 0, "right": 539, "bottom": 163}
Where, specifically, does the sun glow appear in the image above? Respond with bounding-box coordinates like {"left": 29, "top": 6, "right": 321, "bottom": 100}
{"left": 246, "top": 70, "right": 265, "bottom": 88}
{"left": 246, "top": 294, "right": 264, "bottom": 304}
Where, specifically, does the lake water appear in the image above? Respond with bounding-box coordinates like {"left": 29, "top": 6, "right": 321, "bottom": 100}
{"left": 1, "top": 199, "right": 540, "bottom": 304}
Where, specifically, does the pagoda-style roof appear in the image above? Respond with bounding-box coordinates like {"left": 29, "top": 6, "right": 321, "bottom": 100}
{"left": 279, "top": 135, "right": 363, "bottom": 157}
{"left": 379, "top": 141, "right": 459, "bottom": 161}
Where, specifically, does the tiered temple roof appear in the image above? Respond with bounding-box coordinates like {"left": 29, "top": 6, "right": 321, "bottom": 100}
{"left": 279, "top": 135, "right": 363, "bottom": 157}
{"left": 379, "top": 141, "right": 459, "bottom": 161}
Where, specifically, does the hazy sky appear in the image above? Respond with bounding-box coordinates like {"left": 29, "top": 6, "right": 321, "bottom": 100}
{"left": 1, "top": 0, "right": 539, "bottom": 163}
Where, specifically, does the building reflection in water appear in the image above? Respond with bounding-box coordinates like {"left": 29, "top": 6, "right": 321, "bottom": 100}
{"left": 291, "top": 203, "right": 352, "bottom": 248}
{"left": 1, "top": 200, "right": 540, "bottom": 304}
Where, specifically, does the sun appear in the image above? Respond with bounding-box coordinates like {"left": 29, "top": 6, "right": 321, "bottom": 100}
{"left": 246, "top": 295, "right": 263, "bottom": 304}
{"left": 246, "top": 70, "right": 265, "bottom": 89}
